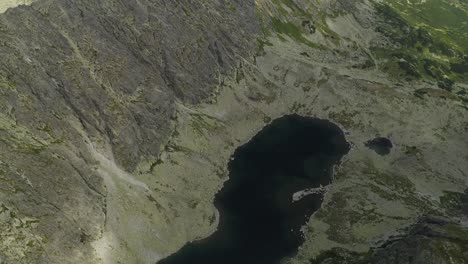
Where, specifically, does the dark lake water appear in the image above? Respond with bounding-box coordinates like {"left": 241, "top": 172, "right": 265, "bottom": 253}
{"left": 158, "top": 115, "right": 350, "bottom": 264}
{"left": 365, "top": 137, "right": 393, "bottom": 156}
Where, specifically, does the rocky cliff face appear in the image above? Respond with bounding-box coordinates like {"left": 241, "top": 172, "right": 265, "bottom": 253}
{"left": 0, "top": 0, "right": 467, "bottom": 263}
{"left": 0, "top": 0, "right": 260, "bottom": 263}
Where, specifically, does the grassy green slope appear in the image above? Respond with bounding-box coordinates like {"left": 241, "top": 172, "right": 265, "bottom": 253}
{"left": 387, "top": 0, "right": 467, "bottom": 51}
{"left": 375, "top": 0, "right": 468, "bottom": 86}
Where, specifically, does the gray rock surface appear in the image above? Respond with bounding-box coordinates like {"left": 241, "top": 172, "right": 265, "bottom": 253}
{"left": 0, "top": 0, "right": 466, "bottom": 263}
{"left": 0, "top": 0, "right": 260, "bottom": 263}
{"left": 370, "top": 217, "right": 468, "bottom": 264}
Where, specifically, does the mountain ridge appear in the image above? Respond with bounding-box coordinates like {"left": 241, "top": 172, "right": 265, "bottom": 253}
{"left": 0, "top": 0, "right": 466, "bottom": 263}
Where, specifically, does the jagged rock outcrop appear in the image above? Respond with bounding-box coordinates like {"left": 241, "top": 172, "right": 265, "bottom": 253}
{"left": 370, "top": 217, "right": 468, "bottom": 264}
{"left": 309, "top": 217, "right": 468, "bottom": 264}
